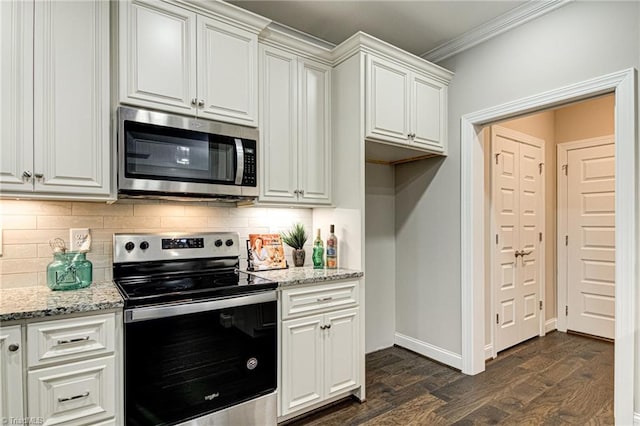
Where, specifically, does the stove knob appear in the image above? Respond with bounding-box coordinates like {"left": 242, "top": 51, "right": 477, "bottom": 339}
{"left": 140, "top": 241, "right": 149, "bottom": 250}
{"left": 225, "top": 239, "right": 234, "bottom": 247}
{"left": 214, "top": 239, "right": 223, "bottom": 247}
{"left": 124, "top": 242, "right": 135, "bottom": 251}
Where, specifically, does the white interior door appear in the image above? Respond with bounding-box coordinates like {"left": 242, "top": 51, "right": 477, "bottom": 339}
{"left": 492, "top": 126, "right": 544, "bottom": 353}
{"left": 564, "top": 142, "right": 615, "bottom": 339}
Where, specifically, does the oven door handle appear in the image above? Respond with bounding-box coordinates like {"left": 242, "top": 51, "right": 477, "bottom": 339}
{"left": 234, "top": 138, "right": 244, "bottom": 185}
{"left": 124, "top": 290, "right": 277, "bottom": 323}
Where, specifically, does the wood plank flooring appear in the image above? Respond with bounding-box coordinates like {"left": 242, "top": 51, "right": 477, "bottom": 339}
{"left": 286, "top": 331, "right": 613, "bottom": 425}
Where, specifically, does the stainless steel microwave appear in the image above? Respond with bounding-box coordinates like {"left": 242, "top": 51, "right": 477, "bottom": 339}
{"left": 118, "top": 106, "right": 258, "bottom": 201}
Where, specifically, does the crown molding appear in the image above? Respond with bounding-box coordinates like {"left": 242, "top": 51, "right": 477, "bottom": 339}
{"left": 259, "top": 22, "right": 334, "bottom": 64}
{"left": 421, "top": 0, "right": 572, "bottom": 63}
{"left": 180, "top": 0, "right": 271, "bottom": 33}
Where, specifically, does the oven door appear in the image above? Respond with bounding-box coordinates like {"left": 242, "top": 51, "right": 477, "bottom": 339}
{"left": 123, "top": 292, "right": 277, "bottom": 426}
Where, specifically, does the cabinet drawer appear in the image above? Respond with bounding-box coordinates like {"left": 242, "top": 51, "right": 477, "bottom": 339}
{"left": 27, "top": 355, "right": 115, "bottom": 426}
{"left": 27, "top": 313, "right": 115, "bottom": 367}
{"left": 282, "top": 281, "right": 359, "bottom": 320}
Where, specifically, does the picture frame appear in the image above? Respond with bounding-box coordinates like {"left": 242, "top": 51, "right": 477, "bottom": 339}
{"left": 246, "top": 234, "right": 288, "bottom": 271}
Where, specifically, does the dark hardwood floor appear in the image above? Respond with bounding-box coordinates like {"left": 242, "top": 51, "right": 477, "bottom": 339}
{"left": 286, "top": 331, "right": 613, "bottom": 425}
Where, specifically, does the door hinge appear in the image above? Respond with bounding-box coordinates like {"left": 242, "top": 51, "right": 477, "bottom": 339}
{"left": 539, "top": 301, "right": 543, "bottom": 311}
{"left": 565, "top": 235, "right": 568, "bottom": 246}
{"left": 496, "top": 313, "right": 499, "bottom": 324}
{"left": 562, "top": 164, "right": 568, "bottom": 176}
{"left": 539, "top": 232, "right": 542, "bottom": 242}
{"left": 539, "top": 162, "right": 544, "bottom": 175}
{"left": 565, "top": 305, "right": 568, "bottom": 316}
{"left": 495, "top": 234, "right": 499, "bottom": 245}
{"left": 495, "top": 153, "right": 500, "bottom": 165}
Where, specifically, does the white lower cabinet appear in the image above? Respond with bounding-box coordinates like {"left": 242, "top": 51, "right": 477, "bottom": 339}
{"left": 28, "top": 356, "right": 115, "bottom": 426}
{"left": 0, "top": 311, "right": 121, "bottom": 425}
{"left": 280, "top": 281, "right": 361, "bottom": 418}
{"left": 0, "top": 325, "right": 24, "bottom": 421}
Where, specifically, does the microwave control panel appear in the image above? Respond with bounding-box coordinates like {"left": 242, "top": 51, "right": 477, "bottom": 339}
{"left": 242, "top": 145, "right": 257, "bottom": 186}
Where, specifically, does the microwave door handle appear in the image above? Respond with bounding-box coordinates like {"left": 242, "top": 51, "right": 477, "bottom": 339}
{"left": 234, "top": 138, "right": 244, "bottom": 185}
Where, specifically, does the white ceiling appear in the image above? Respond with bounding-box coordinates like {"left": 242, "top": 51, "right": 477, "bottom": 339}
{"left": 226, "top": 0, "right": 528, "bottom": 57}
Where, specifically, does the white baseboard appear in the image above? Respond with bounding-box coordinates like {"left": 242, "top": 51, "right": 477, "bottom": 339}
{"left": 394, "top": 332, "right": 462, "bottom": 370}
{"left": 485, "top": 344, "right": 493, "bottom": 360}
{"left": 545, "top": 318, "right": 557, "bottom": 333}
{"left": 633, "top": 411, "right": 640, "bottom": 425}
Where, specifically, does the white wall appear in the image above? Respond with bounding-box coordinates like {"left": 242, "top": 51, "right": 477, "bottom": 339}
{"left": 395, "top": 0, "right": 639, "bottom": 358}
{"left": 365, "top": 163, "right": 396, "bottom": 353}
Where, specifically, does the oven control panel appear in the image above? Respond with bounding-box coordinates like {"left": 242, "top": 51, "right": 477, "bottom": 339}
{"left": 162, "top": 237, "right": 204, "bottom": 250}
{"left": 113, "top": 232, "right": 239, "bottom": 263}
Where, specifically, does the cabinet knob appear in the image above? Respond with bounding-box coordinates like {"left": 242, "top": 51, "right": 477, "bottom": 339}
{"left": 191, "top": 98, "right": 197, "bottom": 106}
{"left": 34, "top": 173, "right": 44, "bottom": 181}
{"left": 22, "top": 171, "right": 32, "bottom": 180}
{"left": 298, "top": 189, "right": 304, "bottom": 195}
{"left": 198, "top": 99, "right": 205, "bottom": 107}
{"left": 8, "top": 343, "right": 19, "bottom": 352}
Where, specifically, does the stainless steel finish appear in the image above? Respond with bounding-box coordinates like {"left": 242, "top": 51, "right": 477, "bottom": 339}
{"left": 58, "top": 392, "right": 90, "bottom": 403}
{"left": 198, "top": 99, "right": 205, "bottom": 107}
{"left": 234, "top": 138, "right": 244, "bottom": 185}
{"left": 22, "top": 171, "right": 32, "bottom": 180}
{"left": 177, "top": 391, "right": 277, "bottom": 426}
{"left": 8, "top": 344, "right": 19, "bottom": 352}
{"left": 57, "top": 337, "right": 90, "bottom": 345}
{"left": 124, "top": 290, "right": 277, "bottom": 323}
{"left": 113, "top": 232, "right": 240, "bottom": 263}
{"left": 117, "top": 106, "right": 259, "bottom": 199}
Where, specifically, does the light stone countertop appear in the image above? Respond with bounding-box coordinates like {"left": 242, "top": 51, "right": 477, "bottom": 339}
{"left": 0, "top": 281, "right": 124, "bottom": 322}
{"left": 242, "top": 266, "right": 363, "bottom": 287}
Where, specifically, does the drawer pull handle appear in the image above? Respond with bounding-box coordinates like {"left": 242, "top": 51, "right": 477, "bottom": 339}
{"left": 317, "top": 296, "right": 333, "bottom": 302}
{"left": 58, "top": 391, "right": 89, "bottom": 403}
{"left": 57, "top": 336, "right": 90, "bottom": 345}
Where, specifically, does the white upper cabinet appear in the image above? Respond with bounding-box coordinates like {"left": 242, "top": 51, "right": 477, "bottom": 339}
{"left": 0, "top": 0, "right": 33, "bottom": 193}
{"left": 120, "top": 0, "right": 263, "bottom": 127}
{"left": 366, "top": 55, "right": 410, "bottom": 144}
{"left": 365, "top": 52, "right": 448, "bottom": 155}
{"left": 259, "top": 44, "right": 331, "bottom": 205}
{"left": 0, "top": 0, "right": 112, "bottom": 199}
{"left": 197, "top": 16, "right": 257, "bottom": 125}
{"left": 119, "top": 0, "right": 197, "bottom": 115}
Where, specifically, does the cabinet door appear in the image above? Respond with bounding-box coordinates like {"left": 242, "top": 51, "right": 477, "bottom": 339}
{"left": 259, "top": 46, "right": 298, "bottom": 203}
{"left": 0, "top": 0, "right": 33, "bottom": 193}
{"left": 33, "top": 0, "right": 111, "bottom": 196}
{"left": 324, "top": 308, "right": 359, "bottom": 398}
{"left": 297, "top": 58, "right": 332, "bottom": 205}
{"left": 119, "top": 0, "right": 197, "bottom": 115}
{"left": 281, "top": 314, "right": 323, "bottom": 415}
{"left": 411, "top": 72, "right": 446, "bottom": 153}
{"left": 365, "top": 55, "right": 410, "bottom": 144}
{"left": 197, "top": 16, "right": 258, "bottom": 126}
{"left": 28, "top": 355, "right": 115, "bottom": 425}
{"left": 0, "top": 325, "right": 24, "bottom": 421}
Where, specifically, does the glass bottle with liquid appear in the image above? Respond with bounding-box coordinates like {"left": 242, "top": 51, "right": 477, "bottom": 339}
{"left": 326, "top": 224, "right": 337, "bottom": 269}
{"left": 312, "top": 229, "right": 324, "bottom": 269}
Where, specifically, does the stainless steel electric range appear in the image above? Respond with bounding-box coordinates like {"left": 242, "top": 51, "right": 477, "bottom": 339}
{"left": 113, "top": 232, "right": 278, "bottom": 426}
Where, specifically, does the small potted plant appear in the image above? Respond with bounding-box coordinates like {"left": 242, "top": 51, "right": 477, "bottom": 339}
{"left": 281, "top": 223, "right": 308, "bottom": 267}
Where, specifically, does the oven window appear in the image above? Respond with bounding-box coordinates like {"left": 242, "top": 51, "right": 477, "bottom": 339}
{"left": 124, "top": 301, "right": 276, "bottom": 426}
{"left": 124, "top": 121, "right": 236, "bottom": 184}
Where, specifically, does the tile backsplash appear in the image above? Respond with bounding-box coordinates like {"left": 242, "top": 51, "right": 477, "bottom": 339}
{"left": 0, "top": 199, "right": 313, "bottom": 289}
